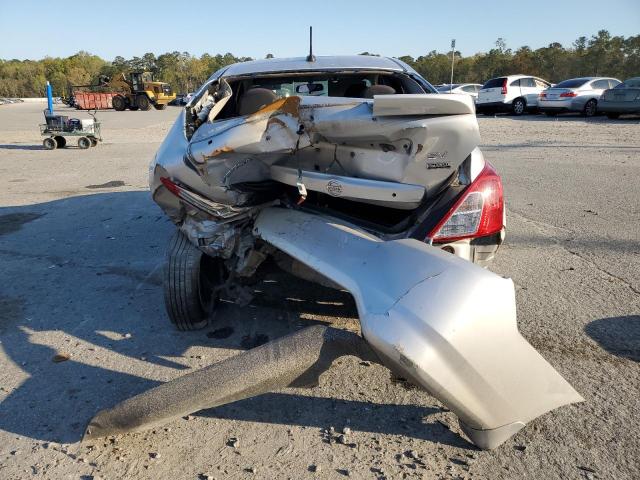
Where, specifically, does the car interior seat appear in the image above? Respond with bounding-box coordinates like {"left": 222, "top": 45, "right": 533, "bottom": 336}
{"left": 238, "top": 88, "right": 278, "bottom": 116}
{"left": 362, "top": 84, "right": 396, "bottom": 98}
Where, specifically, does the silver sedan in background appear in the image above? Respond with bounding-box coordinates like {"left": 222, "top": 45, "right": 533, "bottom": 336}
{"left": 598, "top": 77, "right": 640, "bottom": 119}
{"left": 436, "top": 83, "right": 483, "bottom": 101}
{"left": 538, "top": 77, "right": 620, "bottom": 117}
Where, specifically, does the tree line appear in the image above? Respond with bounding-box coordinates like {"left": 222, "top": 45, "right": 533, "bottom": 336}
{"left": 0, "top": 30, "right": 637, "bottom": 98}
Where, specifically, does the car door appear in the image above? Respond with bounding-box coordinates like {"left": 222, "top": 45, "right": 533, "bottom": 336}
{"left": 590, "top": 79, "right": 610, "bottom": 100}
{"left": 517, "top": 77, "right": 536, "bottom": 106}
{"left": 530, "top": 78, "right": 550, "bottom": 107}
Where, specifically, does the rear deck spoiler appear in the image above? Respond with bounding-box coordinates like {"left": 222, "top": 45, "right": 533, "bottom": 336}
{"left": 373, "top": 93, "right": 475, "bottom": 116}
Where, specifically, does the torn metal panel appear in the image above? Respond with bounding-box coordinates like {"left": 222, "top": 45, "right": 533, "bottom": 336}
{"left": 155, "top": 94, "right": 480, "bottom": 212}
{"left": 372, "top": 92, "right": 475, "bottom": 116}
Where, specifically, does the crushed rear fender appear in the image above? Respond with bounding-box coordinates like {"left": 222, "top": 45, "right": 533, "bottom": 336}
{"left": 253, "top": 208, "right": 583, "bottom": 449}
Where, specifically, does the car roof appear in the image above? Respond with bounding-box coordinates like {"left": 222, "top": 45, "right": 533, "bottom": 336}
{"left": 559, "top": 77, "right": 615, "bottom": 82}
{"left": 220, "top": 55, "right": 408, "bottom": 77}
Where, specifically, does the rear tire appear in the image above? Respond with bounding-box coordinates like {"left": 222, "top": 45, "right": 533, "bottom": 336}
{"left": 511, "top": 98, "right": 526, "bottom": 116}
{"left": 54, "top": 136, "right": 66, "bottom": 148}
{"left": 583, "top": 99, "right": 597, "bottom": 117}
{"left": 78, "top": 136, "right": 91, "bottom": 149}
{"left": 154, "top": 104, "right": 167, "bottom": 110}
{"left": 136, "top": 94, "right": 151, "bottom": 111}
{"left": 164, "top": 230, "right": 221, "bottom": 331}
{"left": 112, "top": 95, "right": 126, "bottom": 111}
{"left": 43, "top": 137, "right": 56, "bottom": 150}
{"left": 89, "top": 137, "right": 98, "bottom": 147}
{"left": 606, "top": 112, "right": 620, "bottom": 119}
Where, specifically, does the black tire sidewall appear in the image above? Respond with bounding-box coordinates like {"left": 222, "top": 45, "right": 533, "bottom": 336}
{"left": 137, "top": 95, "right": 151, "bottom": 111}
{"left": 164, "top": 230, "right": 213, "bottom": 330}
{"left": 112, "top": 95, "right": 126, "bottom": 111}
{"left": 584, "top": 100, "right": 597, "bottom": 117}
{"left": 512, "top": 98, "right": 525, "bottom": 116}
{"left": 78, "top": 137, "right": 90, "bottom": 149}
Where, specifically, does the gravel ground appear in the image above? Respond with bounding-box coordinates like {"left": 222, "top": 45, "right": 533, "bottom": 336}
{"left": 0, "top": 103, "right": 638, "bottom": 480}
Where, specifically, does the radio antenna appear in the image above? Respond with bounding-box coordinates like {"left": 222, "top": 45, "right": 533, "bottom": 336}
{"left": 306, "top": 26, "right": 316, "bottom": 62}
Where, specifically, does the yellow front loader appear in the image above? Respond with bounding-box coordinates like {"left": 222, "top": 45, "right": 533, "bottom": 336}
{"left": 107, "top": 71, "right": 176, "bottom": 111}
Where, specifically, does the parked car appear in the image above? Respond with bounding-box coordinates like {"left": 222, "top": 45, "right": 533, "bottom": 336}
{"left": 538, "top": 77, "right": 620, "bottom": 117}
{"left": 121, "top": 55, "right": 581, "bottom": 453}
{"left": 149, "top": 55, "right": 506, "bottom": 330}
{"left": 598, "top": 77, "right": 640, "bottom": 119}
{"left": 476, "top": 75, "right": 551, "bottom": 115}
{"left": 436, "top": 83, "right": 483, "bottom": 101}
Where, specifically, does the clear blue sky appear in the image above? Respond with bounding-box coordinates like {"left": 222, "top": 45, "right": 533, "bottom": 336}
{"left": 0, "top": 0, "right": 638, "bottom": 60}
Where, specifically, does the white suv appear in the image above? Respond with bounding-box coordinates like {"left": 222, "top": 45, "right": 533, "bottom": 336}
{"left": 476, "top": 75, "right": 551, "bottom": 115}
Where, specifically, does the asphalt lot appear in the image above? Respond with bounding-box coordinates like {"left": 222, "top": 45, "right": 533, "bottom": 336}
{"left": 0, "top": 102, "right": 638, "bottom": 480}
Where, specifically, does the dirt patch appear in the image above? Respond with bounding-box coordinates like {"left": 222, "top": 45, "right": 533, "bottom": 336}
{"left": 85, "top": 180, "right": 125, "bottom": 189}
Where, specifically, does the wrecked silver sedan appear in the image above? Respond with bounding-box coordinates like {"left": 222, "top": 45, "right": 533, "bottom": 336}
{"left": 86, "top": 56, "right": 581, "bottom": 450}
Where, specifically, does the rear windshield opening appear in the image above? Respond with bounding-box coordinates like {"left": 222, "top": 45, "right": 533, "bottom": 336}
{"left": 481, "top": 78, "right": 506, "bottom": 89}
{"left": 215, "top": 72, "right": 426, "bottom": 121}
{"left": 555, "top": 78, "right": 589, "bottom": 89}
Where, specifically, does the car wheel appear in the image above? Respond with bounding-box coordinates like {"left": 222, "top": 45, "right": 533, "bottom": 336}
{"left": 153, "top": 104, "right": 167, "bottom": 110}
{"left": 511, "top": 98, "right": 526, "bottom": 116}
{"left": 164, "top": 230, "right": 223, "bottom": 331}
{"left": 136, "top": 95, "right": 151, "bottom": 111}
{"left": 43, "top": 137, "right": 56, "bottom": 150}
{"left": 54, "top": 136, "right": 67, "bottom": 148}
{"left": 89, "top": 137, "right": 98, "bottom": 147}
{"left": 112, "top": 95, "right": 126, "bottom": 111}
{"left": 606, "top": 112, "right": 620, "bottom": 119}
{"left": 583, "top": 99, "right": 597, "bottom": 117}
{"left": 77, "top": 136, "right": 91, "bottom": 149}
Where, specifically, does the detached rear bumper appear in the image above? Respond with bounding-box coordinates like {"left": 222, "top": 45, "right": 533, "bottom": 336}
{"left": 254, "top": 208, "right": 582, "bottom": 449}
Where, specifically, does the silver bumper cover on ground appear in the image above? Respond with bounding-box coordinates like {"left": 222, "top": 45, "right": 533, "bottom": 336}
{"left": 253, "top": 208, "right": 583, "bottom": 449}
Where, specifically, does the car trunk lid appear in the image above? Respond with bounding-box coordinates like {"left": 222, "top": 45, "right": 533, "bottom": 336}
{"left": 185, "top": 93, "right": 480, "bottom": 210}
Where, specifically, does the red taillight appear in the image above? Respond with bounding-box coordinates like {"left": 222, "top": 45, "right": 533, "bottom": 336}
{"left": 501, "top": 78, "right": 508, "bottom": 95}
{"left": 428, "top": 162, "right": 504, "bottom": 242}
{"left": 539, "top": 92, "right": 547, "bottom": 98}
{"left": 160, "top": 176, "right": 180, "bottom": 196}
{"left": 560, "top": 91, "right": 577, "bottom": 98}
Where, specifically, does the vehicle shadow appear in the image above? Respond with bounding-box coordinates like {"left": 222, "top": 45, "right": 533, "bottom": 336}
{"left": 0, "top": 191, "right": 461, "bottom": 447}
{"left": 584, "top": 315, "right": 640, "bottom": 362}
{"left": 478, "top": 113, "right": 640, "bottom": 123}
{"left": 0, "top": 144, "right": 45, "bottom": 150}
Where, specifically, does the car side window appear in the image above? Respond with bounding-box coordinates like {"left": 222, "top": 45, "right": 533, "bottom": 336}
{"left": 510, "top": 79, "right": 521, "bottom": 87}
{"left": 590, "top": 80, "right": 607, "bottom": 89}
{"left": 535, "top": 79, "right": 548, "bottom": 88}
{"left": 462, "top": 85, "right": 475, "bottom": 93}
{"left": 608, "top": 79, "right": 620, "bottom": 89}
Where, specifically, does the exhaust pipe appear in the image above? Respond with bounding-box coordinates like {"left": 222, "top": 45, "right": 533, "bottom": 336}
{"left": 84, "top": 326, "right": 377, "bottom": 440}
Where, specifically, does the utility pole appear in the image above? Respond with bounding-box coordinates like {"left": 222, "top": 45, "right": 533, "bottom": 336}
{"left": 450, "top": 39, "right": 456, "bottom": 93}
